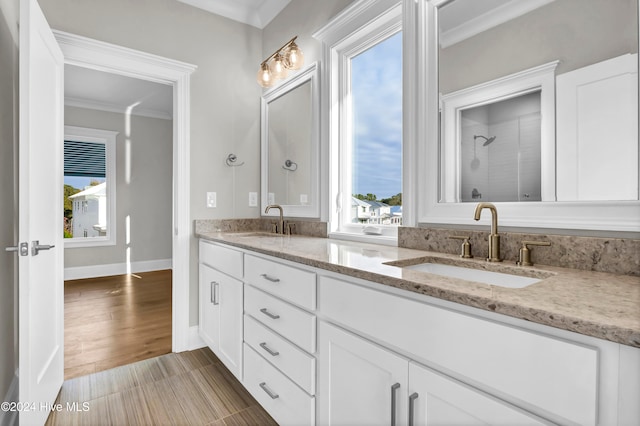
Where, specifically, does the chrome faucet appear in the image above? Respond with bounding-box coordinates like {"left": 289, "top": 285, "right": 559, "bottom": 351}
{"left": 265, "top": 204, "right": 285, "bottom": 234}
{"left": 473, "top": 202, "right": 502, "bottom": 262}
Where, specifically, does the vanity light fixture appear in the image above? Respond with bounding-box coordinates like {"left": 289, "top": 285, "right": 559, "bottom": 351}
{"left": 256, "top": 36, "right": 305, "bottom": 88}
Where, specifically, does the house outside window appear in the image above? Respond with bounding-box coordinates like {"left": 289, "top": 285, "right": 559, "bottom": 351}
{"left": 64, "top": 126, "right": 118, "bottom": 248}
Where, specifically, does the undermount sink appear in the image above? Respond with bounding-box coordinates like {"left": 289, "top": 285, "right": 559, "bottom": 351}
{"left": 403, "top": 262, "right": 542, "bottom": 289}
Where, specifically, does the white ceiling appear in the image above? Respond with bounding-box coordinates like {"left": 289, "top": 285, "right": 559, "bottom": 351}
{"left": 176, "top": 0, "right": 291, "bottom": 29}
{"left": 64, "top": 65, "right": 173, "bottom": 120}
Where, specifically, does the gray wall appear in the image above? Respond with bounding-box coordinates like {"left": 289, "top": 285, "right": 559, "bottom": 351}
{"left": 64, "top": 106, "right": 173, "bottom": 269}
{"left": 440, "top": 0, "right": 638, "bottom": 94}
{"left": 38, "top": 0, "right": 263, "bottom": 326}
{"left": 261, "top": 0, "right": 356, "bottom": 65}
{"left": 40, "top": 0, "right": 355, "bottom": 327}
{"left": 0, "top": 0, "right": 17, "bottom": 412}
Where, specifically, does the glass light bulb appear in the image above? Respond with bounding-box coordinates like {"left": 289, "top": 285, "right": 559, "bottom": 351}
{"left": 269, "top": 53, "right": 288, "bottom": 79}
{"left": 256, "top": 63, "right": 274, "bottom": 88}
{"left": 284, "top": 42, "right": 304, "bottom": 70}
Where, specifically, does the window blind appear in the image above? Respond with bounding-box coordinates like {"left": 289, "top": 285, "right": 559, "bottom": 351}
{"left": 64, "top": 140, "right": 106, "bottom": 177}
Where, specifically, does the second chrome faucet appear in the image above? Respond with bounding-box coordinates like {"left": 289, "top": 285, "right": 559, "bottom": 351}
{"left": 473, "top": 202, "right": 502, "bottom": 262}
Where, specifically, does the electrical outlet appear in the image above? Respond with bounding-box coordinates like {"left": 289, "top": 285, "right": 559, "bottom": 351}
{"left": 300, "top": 194, "right": 308, "bottom": 204}
{"left": 268, "top": 192, "right": 275, "bottom": 205}
{"left": 206, "top": 192, "right": 216, "bottom": 208}
{"left": 249, "top": 192, "right": 258, "bottom": 207}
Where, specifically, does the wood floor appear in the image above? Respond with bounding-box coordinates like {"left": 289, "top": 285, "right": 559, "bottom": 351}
{"left": 46, "top": 347, "right": 277, "bottom": 426}
{"left": 64, "top": 270, "right": 173, "bottom": 380}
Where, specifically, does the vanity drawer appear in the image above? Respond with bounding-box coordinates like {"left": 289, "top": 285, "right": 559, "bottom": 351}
{"left": 244, "top": 314, "right": 316, "bottom": 395}
{"left": 199, "top": 240, "right": 243, "bottom": 279}
{"left": 318, "top": 275, "right": 598, "bottom": 426}
{"left": 245, "top": 284, "right": 316, "bottom": 353}
{"left": 243, "top": 343, "right": 315, "bottom": 426}
{"left": 244, "top": 254, "right": 316, "bottom": 310}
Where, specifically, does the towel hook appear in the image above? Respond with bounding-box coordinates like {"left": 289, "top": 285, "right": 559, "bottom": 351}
{"left": 226, "top": 153, "right": 244, "bottom": 167}
{"left": 282, "top": 159, "right": 297, "bottom": 171}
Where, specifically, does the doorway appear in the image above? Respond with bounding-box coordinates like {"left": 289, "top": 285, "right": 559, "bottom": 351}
{"left": 54, "top": 30, "right": 197, "bottom": 357}
{"left": 62, "top": 63, "right": 176, "bottom": 378}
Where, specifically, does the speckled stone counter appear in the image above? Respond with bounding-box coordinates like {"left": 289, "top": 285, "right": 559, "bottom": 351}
{"left": 197, "top": 231, "right": 640, "bottom": 348}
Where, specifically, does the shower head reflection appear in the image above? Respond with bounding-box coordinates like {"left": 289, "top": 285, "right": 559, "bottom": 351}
{"left": 474, "top": 135, "right": 496, "bottom": 146}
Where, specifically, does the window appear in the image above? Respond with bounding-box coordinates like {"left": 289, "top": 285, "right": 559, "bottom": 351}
{"left": 349, "top": 32, "right": 403, "bottom": 228}
{"left": 64, "top": 126, "right": 118, "bottom": 248}
{"left": 316, "top": 0, "right": 403, "bottom": 243}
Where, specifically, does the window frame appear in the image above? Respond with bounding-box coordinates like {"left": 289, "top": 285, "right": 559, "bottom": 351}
{"left": 64, "top": 125, "right": 118, "bottom": 248}
{"left": 315, "top": 0, "right": 405, "bottom": 245}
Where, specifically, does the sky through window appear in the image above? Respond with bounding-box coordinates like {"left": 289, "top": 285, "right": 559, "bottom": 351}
{"left": 351, "top": 31, "right": 402, "bottom": 200}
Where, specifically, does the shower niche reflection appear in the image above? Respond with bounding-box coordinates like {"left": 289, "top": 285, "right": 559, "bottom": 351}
{"left": 460, "top": 91, "right": 541, "bottom": 202}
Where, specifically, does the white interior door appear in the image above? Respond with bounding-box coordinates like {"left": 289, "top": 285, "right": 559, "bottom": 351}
{"left": 18, "top": 0, "right": 64, "bottom": 424}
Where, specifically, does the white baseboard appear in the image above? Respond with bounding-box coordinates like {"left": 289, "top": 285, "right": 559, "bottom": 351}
{"left": 187, "top": 325, "right": 206, "bottom": 351}
{"left": 0, "top": 370, "right": 18, "bottom": 426}
{"left": 64, "top": 258, "right": 172, "bottom": 280}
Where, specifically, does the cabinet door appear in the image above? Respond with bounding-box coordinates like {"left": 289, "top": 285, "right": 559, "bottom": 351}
{"left": 199, "top": 263, "right": 220, "bottom": 351}
{"left": 218, "top": 269, "right": 243, "bottom": 380}
{"left": 408, "top": 362, "right": 548, "bottom": 426}
{"left": 318, "top": 322, "right": 408, "bottom": 426}
{"left": 199, "top": 263, "right": 243, "bottom": 379}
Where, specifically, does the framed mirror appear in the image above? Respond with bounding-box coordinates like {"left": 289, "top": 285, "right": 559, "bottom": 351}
{"left": 261, "top": 62, "right": 320, "bottom": 218}
{"left": 419, "top": 0, "right": 639, "bottom": 231}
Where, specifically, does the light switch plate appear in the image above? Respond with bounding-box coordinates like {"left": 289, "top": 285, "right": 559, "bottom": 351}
{"left": 206, "top": 192, "right": 216, "bottom": 208}
{"left": 249, "top": 192, "right": 258, "bottom": 207}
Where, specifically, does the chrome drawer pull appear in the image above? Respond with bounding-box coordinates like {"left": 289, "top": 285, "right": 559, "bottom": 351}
{"left": 210, "top": 281, "right": 219, "bottom": 305}
{"left": 259, "top": 382, "right": 279, "bottom": 399}
{"left": 259, "top": 342, "right": 280, "bottom": 356}
{"left": 409, "top": 392, "right": 419, "bottom": 426}
{"left": 391, "top": 383, "right": 400, "bottom": 426}
{"left": 260, "top": 273, "right": 281, "bottom": 283}
{"left": 260, "top": 308, "right": 280, "bottom": 319}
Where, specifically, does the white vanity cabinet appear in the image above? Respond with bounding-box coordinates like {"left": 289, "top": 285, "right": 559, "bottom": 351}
{"left": 197, "top": 239, "right": 640, "bottom": 426}
{"left": 407, "top": 362, "right": 548, "bottom": 426}
{"left": 318, "top": 321, "right": 409, "bottom": 426}
{"left": 316, "top": 275, "right": 619, "bottom": 426}
{"left": 198, "top": 240, "right": 244, "bottom": 379}
{"left": 242, "top": 254, "right": 318, "bottom": 426}
{"left": 318, "top": 321, "right": 547, "bottom": 426}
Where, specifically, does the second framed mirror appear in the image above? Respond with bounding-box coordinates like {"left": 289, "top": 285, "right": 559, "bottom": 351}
{"left": 261, "top": 62, "right": 320, "bottom": 218}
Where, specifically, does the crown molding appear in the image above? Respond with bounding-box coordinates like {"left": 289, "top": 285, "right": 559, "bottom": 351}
{"left": 439, "top": 0, "right": 555, "bottom": 48}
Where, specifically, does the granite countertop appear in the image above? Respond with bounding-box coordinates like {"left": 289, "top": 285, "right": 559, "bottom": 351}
{"left": 198, "top": 231, "right": 640, "bottom": 348}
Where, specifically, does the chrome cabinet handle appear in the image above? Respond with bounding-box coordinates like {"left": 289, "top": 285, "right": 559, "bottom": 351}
{"left": 260, "top": 273, "right": 280, "bottom": 283}
{"left": 260, "top": 308, "right": 280, "bottom": 319}
{"left": 259, "top": 382, "right": 279, "bottom": 399}
{"left": 210, "top": 281, "right": 219, "bottom": 305}
{"left": 409, "top": 392, "right": 419, "bottom": 426}
{"left": 259, "top": 342, "right": 280, "bottom": 357}
{"left": 31, "top": 240, "right": 55, "bottom": 256}
{"left": 391, "top": 382, "right": 400, "bottom": 426}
